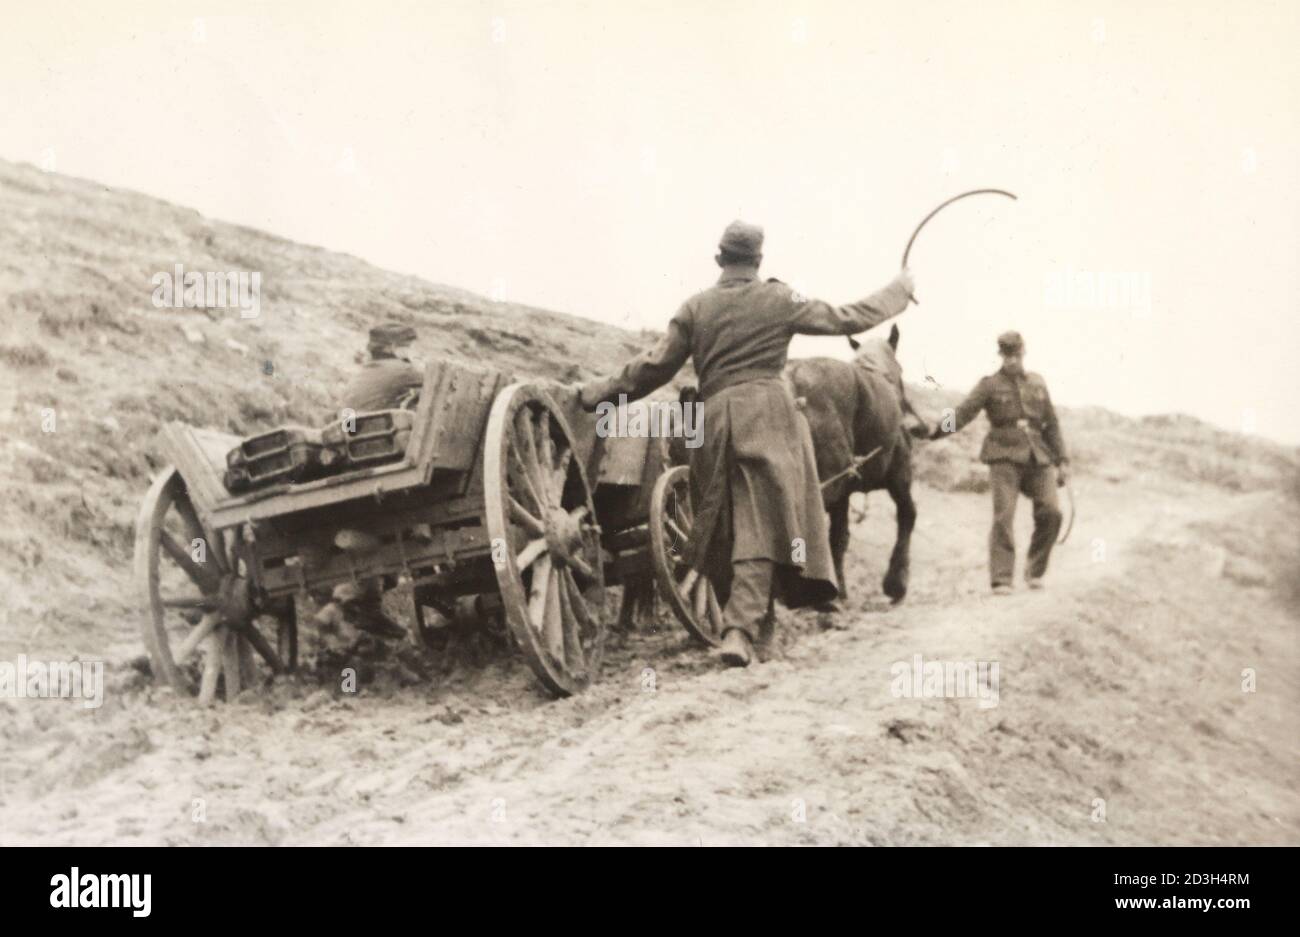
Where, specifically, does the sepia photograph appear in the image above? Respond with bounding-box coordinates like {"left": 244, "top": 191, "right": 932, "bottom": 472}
{"left": 0, "top": 0, "right": 1296, "bottom": 878}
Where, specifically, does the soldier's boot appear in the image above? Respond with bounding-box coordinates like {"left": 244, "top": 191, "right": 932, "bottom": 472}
{"left": 992, "top": 584, "right": 1014, "bottom": 596}
{"left": 816, "top": 600, "right": 849, "bottom": 631}
{"left": 1025, "top": 577, "right": 1045, "bottom": 591}
{"left": 719, "top": 559, "right": 771, "bottom": 666}
{"left": 719, "top": 628, "right": 754, "bottom": 668}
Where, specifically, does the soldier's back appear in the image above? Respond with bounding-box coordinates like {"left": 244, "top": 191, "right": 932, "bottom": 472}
{"left": 688, "top": 277, "right": 796, "bottom": 397}
{"left": 342, "top": 358, "right": 423, "bottom": 412}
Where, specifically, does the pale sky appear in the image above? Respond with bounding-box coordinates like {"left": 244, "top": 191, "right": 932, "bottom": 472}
{"left": 4, "top": 0, "right": 1297, "bottom": 441}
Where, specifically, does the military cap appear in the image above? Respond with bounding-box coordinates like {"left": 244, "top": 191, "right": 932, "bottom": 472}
{"left": 997, "top": 330, "right": 1024, "bottom": 354}
{"left": 368, "top": 322, "right": 417, "bottom": 347}
{"left": 718, "top": 220, "right": 764, "bottom": 259}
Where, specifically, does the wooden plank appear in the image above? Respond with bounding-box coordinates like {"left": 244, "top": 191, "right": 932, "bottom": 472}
{"left": 167, "top": 357, "right": 629, "bottom": 531}
{"left": 205, "top": 462, "right": 435, "bottom": 529}
{"left": 159, "top": 423, "right": 237, "bottom": 521}
{"left": 425, "top": 362, "right": 507, "bottom": 476}
{"left": 598, "top": 432, "right": 652, "bottom": 488}
{"left": 569, "top": 395, "right": 677, "bottom": 493}
{"left": 632, "top": 434, "right": 671, "bottom": 518}
{"left": 391, "top": 361, "right": 446, "bottom": 480}
{"left": 256, "top": 522, "right": 494, "bottom": 597}
{"left": 160, "top": 358, "right": 488, "bottom": 530}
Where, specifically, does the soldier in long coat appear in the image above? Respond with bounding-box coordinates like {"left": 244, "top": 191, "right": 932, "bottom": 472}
{"left": 579, "top": 221, "right": 915, "bottom": 665}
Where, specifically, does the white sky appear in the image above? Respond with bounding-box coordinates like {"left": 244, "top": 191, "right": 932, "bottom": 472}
{"left": 3, "top": 0, "right": 1297, "bottom": 441}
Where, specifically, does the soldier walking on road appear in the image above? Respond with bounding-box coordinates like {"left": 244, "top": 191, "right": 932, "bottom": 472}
{"left": 932, "top": 331, "right": 1069, "bottom": 594}
{"left": 579, "top": 220, "right": 916, "bottom": 666}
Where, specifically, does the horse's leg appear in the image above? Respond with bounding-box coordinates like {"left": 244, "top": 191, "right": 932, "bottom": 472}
{"left": 829, "top": 493, "right": 851, "bottom": 603}
{"left": 882, "top": 451, "right": 917, "bottom": 603}
{"left": 815, "top": 493, "right": 852, "bottom": 630}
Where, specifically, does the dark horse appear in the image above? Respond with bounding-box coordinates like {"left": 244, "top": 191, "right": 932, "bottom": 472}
{"left": 784, "top": 324, "right": 927, "bottom": 605}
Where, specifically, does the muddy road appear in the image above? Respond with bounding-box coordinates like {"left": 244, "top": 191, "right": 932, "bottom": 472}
{"left": 2, "top": 477, "right": 1296, "bottom": 845}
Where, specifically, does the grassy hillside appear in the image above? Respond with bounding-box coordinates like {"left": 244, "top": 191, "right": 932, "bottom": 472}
{"left": 907, "top": 383, "right": 1300, "bottom": 498}
{"left": 0, "top": 159, "right": 648, "bottom": 656}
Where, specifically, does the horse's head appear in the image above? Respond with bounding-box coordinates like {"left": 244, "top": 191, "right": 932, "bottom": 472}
{"left": 851, "top": 329, "right": 903, "bottom": 386}
{"left": 852, "top": 327, "right": 929, "bottom": 439}
{"left": 848, "top": 322, "right": 900, "bottom": 353}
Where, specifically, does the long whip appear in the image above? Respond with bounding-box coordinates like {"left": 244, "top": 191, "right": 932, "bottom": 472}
{"left": 848, "top": 188, "right": 1018, "bottom": 352}
{"left": 1058, "top": 478, "right": 1076, "bottom": 544}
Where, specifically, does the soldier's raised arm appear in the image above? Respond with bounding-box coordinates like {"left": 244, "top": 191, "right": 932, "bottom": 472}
{"left": 579, "top": 304, "right": 693, "bottom": 409}
{"left": 788, "top": 269, "right": 915, "bottom": 336}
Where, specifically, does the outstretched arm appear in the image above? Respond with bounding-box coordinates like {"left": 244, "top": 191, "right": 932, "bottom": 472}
{"left": 932, "top": 379, "right": 988, "bottom": 438}
{"left": 578, "top": 306, "right": 692, "bottom": 409}
{"left": 789, "top": 270, "right": 915, "bottom": 336}
{"left": 900, "top": 392, "right": 932, "bottom": 438}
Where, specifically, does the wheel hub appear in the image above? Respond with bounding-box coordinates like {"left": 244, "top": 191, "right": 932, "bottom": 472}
{"left": 544, "top": 507, "right": 585, "bottom": 567}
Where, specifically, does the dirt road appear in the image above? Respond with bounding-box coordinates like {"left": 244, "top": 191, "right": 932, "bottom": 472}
{"left": 2, "top": 476, "right": 1296, "bottom": 845}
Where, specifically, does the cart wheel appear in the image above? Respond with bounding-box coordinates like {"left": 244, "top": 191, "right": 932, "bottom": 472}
{"left": 134, "top": 467, "right": 289, "bottom": 702}
{"left": 483, "top": 384, "right": 606, "bottom": 696}
{"left": 649, "top": 465, "right": 724, "bottom": 646}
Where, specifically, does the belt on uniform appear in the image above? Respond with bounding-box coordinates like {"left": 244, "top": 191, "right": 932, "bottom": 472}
{"left": 698, "top": 368, "right": 783, "bottom": 401}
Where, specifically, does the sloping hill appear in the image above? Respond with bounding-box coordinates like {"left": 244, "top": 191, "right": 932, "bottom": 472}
{"left": 1, "top": 160, "right": 1297, "bottom": 845}
{"left": 0, "top": 158, "right": 657, "bottom": 658}
{"left": 2, "top": 155, "right": 1297, "bottom": 654}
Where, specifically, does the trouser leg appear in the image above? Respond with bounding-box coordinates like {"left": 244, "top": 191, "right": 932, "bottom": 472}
{"left": 334, "top": 578, "right": 382, "bottom": 609}
{"left": 988, "top": 462, "right": 1021, "bottom": 587}
{"left": 1023, "top": 462, "right": 1063, "bottom": 579}
{"left": 331, "top": 578, "right": 405, "bottom": 638}
{"left": 723, "top": 558, "right": 775, "bottom": 643}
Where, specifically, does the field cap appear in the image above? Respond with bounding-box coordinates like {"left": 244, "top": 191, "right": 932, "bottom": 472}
{"left": 997, "top": 330, "right": 1024, "bottom": 354}
{"left": 719, "top": 220, "right": 764, "bottom": 259}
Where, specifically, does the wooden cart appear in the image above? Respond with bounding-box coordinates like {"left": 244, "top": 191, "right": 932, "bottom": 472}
{"left": 133, "top": 356, "right": 721, "bottom": 701}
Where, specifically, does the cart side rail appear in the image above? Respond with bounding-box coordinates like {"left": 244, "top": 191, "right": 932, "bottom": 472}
{"left": 159, "top": 358, "right": 509, "bottom": 529}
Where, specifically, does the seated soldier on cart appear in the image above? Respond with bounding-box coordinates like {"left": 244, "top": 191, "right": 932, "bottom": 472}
{"left": 313, "top": 321, "right": 423, "bottom": 639}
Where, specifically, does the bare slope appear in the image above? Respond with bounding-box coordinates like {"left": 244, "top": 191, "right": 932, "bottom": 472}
{"left": 2, "top": 155, "right": 1295, "bottom": 655}
{"left": 0, "top": 160, "right": 1297, "bottom": 844}
{"left": 0, "top": 158, "right": 648, "bottom": 658}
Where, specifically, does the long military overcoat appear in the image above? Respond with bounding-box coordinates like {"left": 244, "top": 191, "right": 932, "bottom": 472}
{"left": 582, "top": 265, "right": 913, "bottom": 608}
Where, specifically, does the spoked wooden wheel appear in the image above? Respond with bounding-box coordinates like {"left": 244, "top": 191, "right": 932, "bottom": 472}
{"left": 134, "top": 467, "right": 296, "bottom": 703}
{"left": 483, "top": 384, "right": 606, "bottom": 696}
{"left": 649, "top": 465, "right": 724, "bottom": 646}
